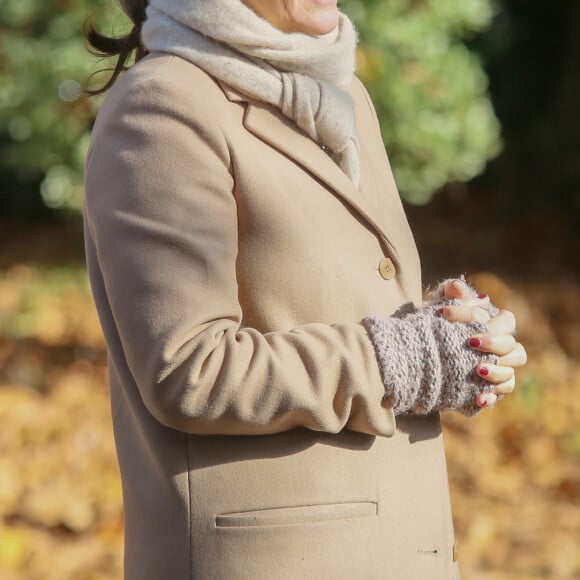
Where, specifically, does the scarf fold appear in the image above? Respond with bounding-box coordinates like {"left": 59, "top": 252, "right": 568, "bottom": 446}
{"left": 141, "top": 0, "right": 361, "bottom": 186}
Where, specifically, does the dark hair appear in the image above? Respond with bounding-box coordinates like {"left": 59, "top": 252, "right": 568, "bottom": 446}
{"left": 85, "top": 0, "right": 149, "bottom": 95}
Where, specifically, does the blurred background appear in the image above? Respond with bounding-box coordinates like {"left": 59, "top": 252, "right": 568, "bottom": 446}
{"left": 0, "top": 0, "right": 578, "bottom": 578}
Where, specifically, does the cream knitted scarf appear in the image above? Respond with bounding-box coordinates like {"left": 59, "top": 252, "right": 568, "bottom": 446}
{"left": 141, "top": 0, "right": 361, "bottom": 186}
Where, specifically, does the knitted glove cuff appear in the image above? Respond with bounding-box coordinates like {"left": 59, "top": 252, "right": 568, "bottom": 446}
{"left": 363, "top": 283, "right": 499, "bottom": 416}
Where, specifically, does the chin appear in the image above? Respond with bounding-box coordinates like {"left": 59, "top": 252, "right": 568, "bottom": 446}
{"left": 280, "top": 0, "right": 340, "bottom": 36}
{"left": 289, "top": 2, "right": 340, "bottom": 35}
{"left": 302, "top": 12, "right": 340, "bottom": 35}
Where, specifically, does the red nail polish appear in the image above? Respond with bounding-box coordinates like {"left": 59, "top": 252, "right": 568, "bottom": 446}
{"left": 436, "top": 308, "right": 446, "bottom": 317}
{"left": 479, "top": 367, "right": 489, "bottom": 376}
{"left": 469, "top": 337, "right": 482, "bottom": 348}
{"left": 478, "top": 294, "right": 488, "bottom": 300}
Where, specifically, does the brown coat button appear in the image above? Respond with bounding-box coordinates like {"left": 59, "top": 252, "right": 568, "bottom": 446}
{"left": 378, "top": 257, "right": 396, "bottom": 280}
{"left": 453, "top": 541, "right": 459, "bottom": 562}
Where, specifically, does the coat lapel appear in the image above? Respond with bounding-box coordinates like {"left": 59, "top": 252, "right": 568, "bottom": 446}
{"left": 218, "top": 82, "right": 401, "bottom": 259}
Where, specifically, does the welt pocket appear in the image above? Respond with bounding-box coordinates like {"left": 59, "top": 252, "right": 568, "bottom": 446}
{"left": 215, "top": 501, "right": 377, "bottom": 528}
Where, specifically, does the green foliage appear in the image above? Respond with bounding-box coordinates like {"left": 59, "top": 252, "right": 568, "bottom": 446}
{"left": 344, "top": 0, "right": 501, "bottom": 203}
{"left": 0, "top": 0, "right": 127, "bottom": 212}
{"left": 516, "top": 374, "right": 543, "bottom": 412}
{"left": 0, "top": 0, "right": 500, "bottom": 211}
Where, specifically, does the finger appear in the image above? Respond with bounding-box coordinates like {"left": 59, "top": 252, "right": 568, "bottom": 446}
{"left": 476, "top": 392, "right": 498, "bottom": 408}
{"left": 457, "top": 295, "right": 491, "bottom": 308}
{"left": 487, "top": 310, "right": 516, "bottom": 336}
{"left": 476, "top": 363, "right": 514, "bottom": 385}
{"left": 497, "top": 343, "right": 528, "bottom": 367}
{"left": 443, "top": 279, "right": 470, "bottom": 300}
{"left": 442, "top": 280, "right": 490, "bottom": 307}
{"left": 469, "top": 334, "right": 516, "bottom": 356}
{"left": 493, "top": 376, "right": 516, "bottom": 395}
{"left": 438, "top": 305, "right": 491, "bottom": 324}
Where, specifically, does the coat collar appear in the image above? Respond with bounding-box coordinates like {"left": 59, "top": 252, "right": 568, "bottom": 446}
{"left": 217, "top": 81, "right": 400, "bottom": 259}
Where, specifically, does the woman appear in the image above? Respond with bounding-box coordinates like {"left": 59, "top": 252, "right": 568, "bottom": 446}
{"left": 83, "top": 1, "right": 527, "bottom": 578}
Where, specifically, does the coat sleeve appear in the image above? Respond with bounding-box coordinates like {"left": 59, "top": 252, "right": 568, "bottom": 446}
{"left": 84, "top": 70, "right": 395, "bottom": 437}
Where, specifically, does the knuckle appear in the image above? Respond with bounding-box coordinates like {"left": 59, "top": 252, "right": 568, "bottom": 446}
{"left": 471, "top": 308, "right": 489, "bottom": 323}
{"left": 517, "top": 343, "right": 528, "bottom": 364}
{"left": 503, "top": 309, "right": 517, "bottom": 327}
{"left": 495, "top": 378, "right": 515, "bottom": 394}
{"left": 492, "top": 336, "right": 508, "bottom": 350}
{"left": 442, "top": 306, "right": 457, "bottom": 321}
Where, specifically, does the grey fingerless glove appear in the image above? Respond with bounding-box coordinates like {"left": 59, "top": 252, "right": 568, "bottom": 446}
{"left": 363, "top": 279, "right": 499, "bottom": 417}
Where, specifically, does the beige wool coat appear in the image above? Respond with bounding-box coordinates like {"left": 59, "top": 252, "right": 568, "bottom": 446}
{"left": 84, "top": 52, "right": 460, "bottom": 579}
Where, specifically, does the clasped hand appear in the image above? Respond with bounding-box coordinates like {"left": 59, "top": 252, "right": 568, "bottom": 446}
{"left": 438, "top": 279, "right": 527, "bottom": 409}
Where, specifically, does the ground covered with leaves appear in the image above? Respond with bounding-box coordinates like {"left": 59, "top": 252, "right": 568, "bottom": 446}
{"left": 0, "top": 207, "right": 578, "bottom": 579}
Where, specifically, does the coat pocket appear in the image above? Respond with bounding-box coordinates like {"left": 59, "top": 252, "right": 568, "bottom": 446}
{"left": 215, "top": 501, "right": 377, "bottom": 528}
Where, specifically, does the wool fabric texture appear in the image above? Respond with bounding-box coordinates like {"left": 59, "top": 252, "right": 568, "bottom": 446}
{"left": 141, "top": 0, "right": 361, "bottom": 186}
{"left": 363, "top": 280, "right": 500, "bottom": 416}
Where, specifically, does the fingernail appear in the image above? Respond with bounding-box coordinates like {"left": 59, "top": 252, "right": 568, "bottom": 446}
{"left": 479, "top": 367, "right": 489, "bottom": 376}
{"left": 436, "top": 308, "right": 447, "bottom": 318}
{"left": 478, "top": 294, "right": 488, "bottom": 300}
{"left": 469, "top": 337, "right": 482, "bottom": 348}
{"left": 452, "top": 279, "right": 464, "bottom": 289}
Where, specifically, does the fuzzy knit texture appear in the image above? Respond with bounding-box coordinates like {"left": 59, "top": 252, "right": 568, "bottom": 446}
{"left": 363, "top": 279, "right": 501, "bottom": 417}
{"left": 141, "top": 0, "right": 361, "bottom": 185}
